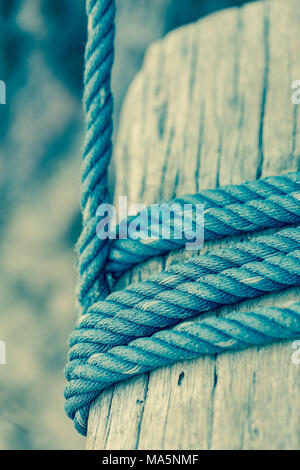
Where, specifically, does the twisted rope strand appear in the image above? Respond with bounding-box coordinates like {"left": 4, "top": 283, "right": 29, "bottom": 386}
{"left": 66, "top": 227, "right": 300, "bottom": 362}
{"left": 107, "top": 186, "right": 300, "bottom": 275}
{"left": 77, "top": 0, "right": 116, "bottom": 311}
{"left": 78, "top": 173, "right": 300, "bottom": 283}
{"left": 79, "top": 168, "right": 300, "bottom": 282}
{"left": 66, "top": 248, "right": 300, "bottom": 387}
{"left": 65, "top": 302, "right": 300, "bottom": 435}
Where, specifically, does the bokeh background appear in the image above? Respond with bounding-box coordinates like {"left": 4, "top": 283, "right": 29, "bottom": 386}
{"left": 0, "top": 0, "right": 256, "bottom": 450}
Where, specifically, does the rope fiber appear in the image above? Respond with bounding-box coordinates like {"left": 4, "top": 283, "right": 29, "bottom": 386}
{"left": 64, "top": 0, "right": 300, "bottom": 436}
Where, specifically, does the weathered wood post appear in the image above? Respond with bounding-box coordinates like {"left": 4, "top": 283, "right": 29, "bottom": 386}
{"left": 87, "top": 0, "right": 300, "bottom": 450}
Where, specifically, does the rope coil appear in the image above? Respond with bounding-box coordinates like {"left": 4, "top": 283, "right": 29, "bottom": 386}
{"left": 65, "top": 0, "right": 300, "bottom": 436}
{"left": 65, "top": 302, "right": 300, "bottom": 417}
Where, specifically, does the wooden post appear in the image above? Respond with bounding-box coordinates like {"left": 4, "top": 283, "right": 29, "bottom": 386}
{"left": 87, "top": 0, "right": 300, "bottom": 450}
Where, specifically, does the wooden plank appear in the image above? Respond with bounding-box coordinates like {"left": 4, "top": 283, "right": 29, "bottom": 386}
{"left": 87, "top": 0, "right": 300, "bottom": 450}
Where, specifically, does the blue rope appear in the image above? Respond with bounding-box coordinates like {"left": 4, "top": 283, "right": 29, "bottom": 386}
{"left": 66, "top": 226, "right": 300, "bottom": 361}
{"left": 65, "top": 302, "right": 300, "bottom": 435}
{"left": 77, "top": 0, "right": 116, "bottom": 312}
{"left": 65, "top": 247, "right": 300, "bottom": 434}
{"left": 65, "top": 0, "right": 300, "bottom": 436}
{"left": 107, "top": 173, "right": 300, "bottom": 276}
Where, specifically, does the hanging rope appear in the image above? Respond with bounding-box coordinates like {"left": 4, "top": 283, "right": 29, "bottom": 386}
{"left": 65, "top": 0, "right": 300, "bottom": 436}
{"left": 77, "top": 0, "right": 116, "bottom": 312}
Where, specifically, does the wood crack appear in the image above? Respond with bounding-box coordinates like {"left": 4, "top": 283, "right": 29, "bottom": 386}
{"left": 257, "top": 1, "right": 270, "bottom": 179}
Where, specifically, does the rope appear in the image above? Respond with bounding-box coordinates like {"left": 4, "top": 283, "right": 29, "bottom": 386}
{"left": 65, "top": 0, "right": 300, "bottom": 436}
{"left": 107, "top": 173, "right": 300, "bottom": 276}
{"left": 65, "top": 247, "right": 300, "bottom": 434}
{"left": 65, "top": 302, "right": 300, "bottom": 435}
{"left": 77, "top": 0, "right": 116, "bottom": 312}
{"left": 66, "top": 226, "right": 300, "bottom": 374}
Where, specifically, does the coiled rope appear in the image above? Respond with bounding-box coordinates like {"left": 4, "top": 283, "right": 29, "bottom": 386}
{"left": 65, "top": 0, "right": 300, "bottom": 436}
{"left": 107, "top": 174, "right": 300, "bottom": 276}
{"left": 67, "top": 227, "right": 300, "bottom": 364}
{"left": 65, "top": 302, "right": 300, "bottom": 430}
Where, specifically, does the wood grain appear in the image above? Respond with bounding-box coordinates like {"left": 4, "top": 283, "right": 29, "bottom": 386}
{"left": 87, "top": 0, "right": 300, "bottom": 450}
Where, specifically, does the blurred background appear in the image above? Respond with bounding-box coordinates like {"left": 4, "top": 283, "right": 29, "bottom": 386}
{"left": 0, "top": 0, "right": 256, "bottom": 450}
